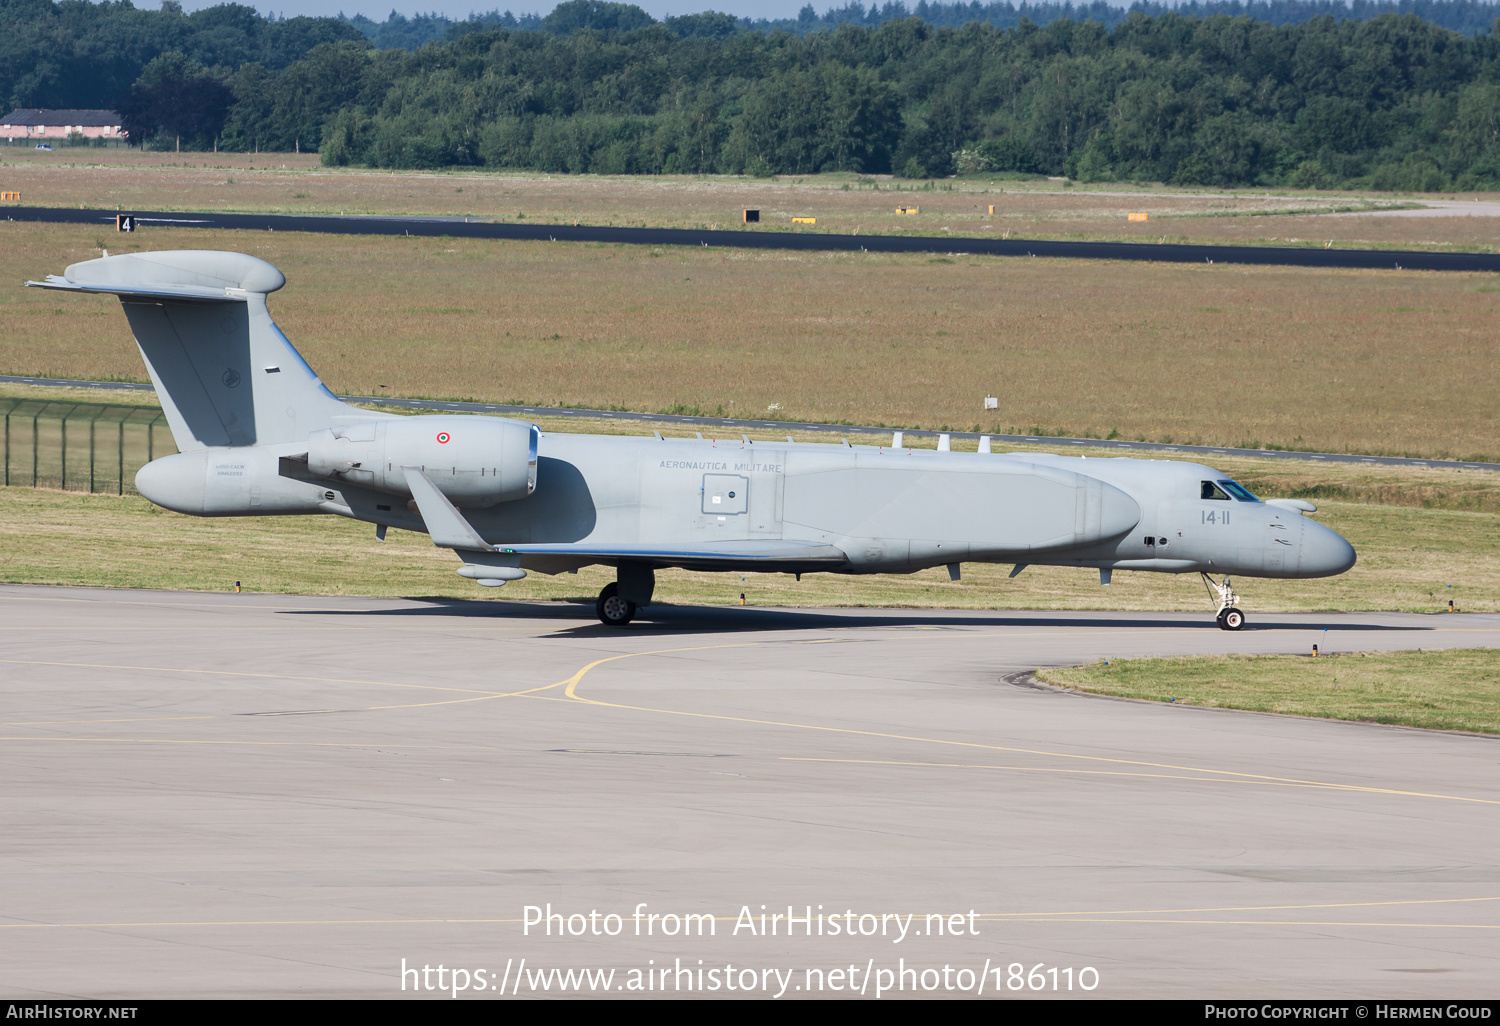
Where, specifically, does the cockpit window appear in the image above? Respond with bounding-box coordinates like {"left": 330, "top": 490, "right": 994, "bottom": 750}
{"left": 1201, "top": 481, "right": 1230, "bottom": 500}
{"left": 1217, "top": 479, "right": 1261, "bottom": 502}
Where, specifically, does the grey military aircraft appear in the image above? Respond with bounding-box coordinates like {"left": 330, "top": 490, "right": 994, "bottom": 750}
{"left": 29, "top": 250, "right": 1356, "bottom": 628}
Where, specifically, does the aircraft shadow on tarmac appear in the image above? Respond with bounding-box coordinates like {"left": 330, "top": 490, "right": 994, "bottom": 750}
{"left": 278, "top": 598, "right": 1431, "bottom": 638}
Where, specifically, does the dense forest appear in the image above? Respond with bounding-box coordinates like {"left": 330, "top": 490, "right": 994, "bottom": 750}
{"left": 348, "top": 0, "right": 1500, "bottom": 48}
{"left": 0, "top": 0, "right": 363, "bottom": 112}
{"left": 7, "top": 0, "right": 1500, "bottom": 189}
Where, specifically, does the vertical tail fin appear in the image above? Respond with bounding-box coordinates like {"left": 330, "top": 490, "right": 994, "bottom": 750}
{"left": 28, "top": 250, "right": 355, "bottom": 451}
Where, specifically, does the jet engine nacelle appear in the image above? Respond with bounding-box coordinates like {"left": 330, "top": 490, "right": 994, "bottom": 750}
{"left": 308, "top": 415, "right": 538, "bottom": 506}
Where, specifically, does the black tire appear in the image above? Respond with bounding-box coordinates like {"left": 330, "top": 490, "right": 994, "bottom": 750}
{"left": 596, "top": 582, "right": 636, "bottom": 627}
{"left": 1221, "top": 607, "right": 1245, "bottom": 631}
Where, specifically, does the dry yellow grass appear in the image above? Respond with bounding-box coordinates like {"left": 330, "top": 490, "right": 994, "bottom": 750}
{"left": 3, "top": 222, "right": 1496, "bottom": 461}
{"left": 0, "top": 382, "right": 156, "bottom": 405}
{"left": 4, "top": 150, "right": 1498, "bottom": 249}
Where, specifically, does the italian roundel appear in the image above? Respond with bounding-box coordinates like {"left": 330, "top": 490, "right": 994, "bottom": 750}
{"left": 436, "top": 432, "right": 451, "bottom": 444}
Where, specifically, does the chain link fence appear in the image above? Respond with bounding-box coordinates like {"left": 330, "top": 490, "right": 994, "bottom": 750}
{"left": 1, "top": 399, "right": 176, "bottom": 495}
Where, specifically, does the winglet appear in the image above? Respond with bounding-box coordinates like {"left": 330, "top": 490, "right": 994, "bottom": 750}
{"left": 401, "top": 466, "right": 495, "bottom": 551}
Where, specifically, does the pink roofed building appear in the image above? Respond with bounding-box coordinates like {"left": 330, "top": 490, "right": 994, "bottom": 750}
{"left": 2, "top": 109, "right": 122, "bottom": 142}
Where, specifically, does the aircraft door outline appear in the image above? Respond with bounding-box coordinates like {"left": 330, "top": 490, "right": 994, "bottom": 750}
{"left": 702, "top": 474, "right": 748, "bottom": 515}
{"left": 746, "top": 450, "right": 785, "bottom": 538}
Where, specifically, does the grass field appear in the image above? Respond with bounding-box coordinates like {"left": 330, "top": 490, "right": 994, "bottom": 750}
{"left": 1, "top": 467, "right": 1494, "bottom": 612}
{"left": 1037, "top": 649, "right": 1500, "bottom": 734}
{"left": 4, "top": 223, "right": 1497, "bottom": 462}
{"left": 4, "top": 149, "right": 1499, "bottom": 251}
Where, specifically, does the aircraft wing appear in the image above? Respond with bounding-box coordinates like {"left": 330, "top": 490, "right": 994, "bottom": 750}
{"left": 499, "top": 540, "right": 850, "bottom": 575}
{"left": 400, "top": 465, "right": 848, "bottom": 573}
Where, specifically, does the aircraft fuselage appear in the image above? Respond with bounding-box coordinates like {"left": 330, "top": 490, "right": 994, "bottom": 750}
{"left": 137, "top": 430, "right": 1356, "bottom": 581}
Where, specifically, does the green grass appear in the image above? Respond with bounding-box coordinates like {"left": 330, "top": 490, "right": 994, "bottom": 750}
{"left": 1, "top": 385, "right": 1496, "bottom": 612}
{"left": 1, "top": 488, "right": 1495, "bottom": 613}
{"left": 1037, "top": 649, "right": 1500, "bottom": 734}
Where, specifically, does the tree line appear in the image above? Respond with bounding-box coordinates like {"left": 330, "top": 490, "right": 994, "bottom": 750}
{"left": 229, "top": 8, "right": 1500, "bottom": 190}
{"left": 8, "top": 0, "right": 1500, "bottom": 189}
{"left": 346, "top": 1, "right": 1500, "bottom": 48}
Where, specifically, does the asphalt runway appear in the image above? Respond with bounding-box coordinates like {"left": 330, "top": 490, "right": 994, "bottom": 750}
{"left": 10, "top": 204, "right": 1500, "bottom": 272}
{"left": 8, "top": 375, "right": 1496, "bottom": 474}
{"left": 2, "top": 584, "right": 1498, "bottom": 999}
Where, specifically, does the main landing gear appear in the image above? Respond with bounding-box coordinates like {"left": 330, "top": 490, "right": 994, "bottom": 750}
{"left": 596, "top": 582, "right": 636, "bottom": 627}
{"left": 595, "top": 564, "right": 655, "bottom": 627}
{"left": 1202, "top": 573, "right": 1246, "bottom": 631}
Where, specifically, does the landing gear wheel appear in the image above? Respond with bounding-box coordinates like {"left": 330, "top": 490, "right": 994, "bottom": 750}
{"left": 1203, "top": 574, "right": 1246, "bottom": 632}
{"left": 596, "top": 582, "right": 636, "bottom": 627}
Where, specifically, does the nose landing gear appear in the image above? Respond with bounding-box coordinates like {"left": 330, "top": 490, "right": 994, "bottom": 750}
{"left": 1202, "top": 573, "right": 1245, "bottom": 631}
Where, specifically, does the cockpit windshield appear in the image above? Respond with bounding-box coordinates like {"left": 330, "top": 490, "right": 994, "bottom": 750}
{"left": 1218, "top": 479, "right": 1260, "bottom": 502}
{"left": 1201, "top": 479, "right": 1261, "bottom": 501}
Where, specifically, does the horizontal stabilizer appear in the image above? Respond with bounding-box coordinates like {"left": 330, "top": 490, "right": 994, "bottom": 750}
{"left": 402, "top": 466, "right": 496, "bottom": 552}
{"left": 25, "top": 250, "right": 285, "bottom": 303}
{"left": 26, "top": 277, "right": 245, "bottom": 303}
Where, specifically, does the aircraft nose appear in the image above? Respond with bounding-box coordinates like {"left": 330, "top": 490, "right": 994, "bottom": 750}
{"left": 1300, "top": 519, "right": 1357, "bottom": 577}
